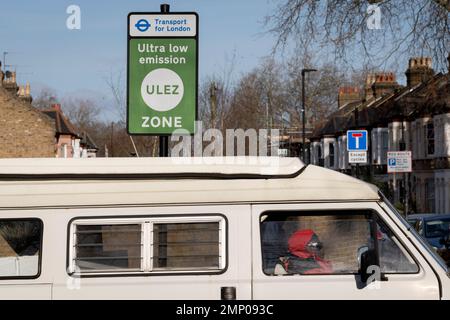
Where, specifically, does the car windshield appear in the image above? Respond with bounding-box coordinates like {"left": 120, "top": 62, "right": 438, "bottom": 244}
{"left": 425, "top": 218, "right": 450, "bottom": 238}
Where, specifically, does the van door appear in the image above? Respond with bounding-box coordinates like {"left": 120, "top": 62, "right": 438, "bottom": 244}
{"left": 252, "top": 202, "right": 440, "bottom": 300}
{"left": 0, "top": 217, "right": 52, "bottom": 299}
{"left": 52, "top": 204, "right": 252, "bottom": 299}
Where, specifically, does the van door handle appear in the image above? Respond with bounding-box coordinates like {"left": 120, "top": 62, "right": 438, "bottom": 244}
{"left": 221, "top": 287, "right": 236, "bottom": 300}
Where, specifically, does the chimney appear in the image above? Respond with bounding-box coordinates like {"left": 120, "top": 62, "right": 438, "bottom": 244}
{"left": 447, "top": 52, "right": 450, "bottom": 73}
{"left": 364, "top": 74, "right": 376, "bottom": 100}
{"left": 52, "top": 103, "right": 62, "bottom": 111}
{"left": 17, "top": 83, "right": 32, "bottom": 103}
{"left": 2, "top": 71, "right": 18, "bottom": 94}
{"left": 338, "top": 86, "right": 360, "bottom": 108}
{"left": 370, "top": 72, "right": 399, "bottom": 98}
{"left": 405, "top": 57, "right": 434, "bottom": 87}
{"left": 0, "top": 61, "right": 3, "bottom": 86}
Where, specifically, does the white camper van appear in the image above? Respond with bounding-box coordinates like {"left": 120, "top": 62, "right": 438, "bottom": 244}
{"left": 0, "top": 157, "right": 448, "bottom": 300}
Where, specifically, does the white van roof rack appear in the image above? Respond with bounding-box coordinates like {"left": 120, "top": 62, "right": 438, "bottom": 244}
{"left": 0, "top": 157, "right": 306, "bottom": 180}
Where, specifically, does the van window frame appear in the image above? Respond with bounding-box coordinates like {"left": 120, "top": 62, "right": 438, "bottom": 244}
{"left": 0, "top": 218, "right": 44, "bottom": 280}
{"left": 259, "top": 209, "right": 421, "bottom": 277}
{"left": 67, "top": 214, "right": 228, "bottom": 277}
{"left": 378, "top": 192, "right": 449, "bottom": 273}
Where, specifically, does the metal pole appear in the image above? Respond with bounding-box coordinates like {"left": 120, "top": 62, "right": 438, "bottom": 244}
{"left": 302, "top": 71, "right": 306, "bottom": 162}
{"left": 159, "top": 4, "right": 170, "bottom": 157}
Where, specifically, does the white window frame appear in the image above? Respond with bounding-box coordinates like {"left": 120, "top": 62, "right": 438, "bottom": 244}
{"left": 68, "top": 215, "right": 226, "bottom": 276}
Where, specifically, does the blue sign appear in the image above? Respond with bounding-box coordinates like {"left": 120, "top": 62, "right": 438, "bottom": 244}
{"left": 388, "top": 158, "right": 396, "bottom": 166}
{"left": 347, "top": 130, "right": 368, "bottom": 151}
{"left": 135, "top": 19, "right": 151, "bottom": 32}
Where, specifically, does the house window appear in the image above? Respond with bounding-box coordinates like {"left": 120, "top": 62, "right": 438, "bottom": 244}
{"left": 425, "top": 179, "right": 435, "bottom": 212}
{"left": 60, "top": 144, "right": 68, "bottom": 158}
{"left": 0, "top": 219, "right": 42, "bottom": 278}
{"left": 382, "top": 131, "right": 389, "bottom": 164}
{"left": 329, "top": 143, "right": 335, "bottom": 168}
{"left": 69, "top": 216, "right": 226, "bottom": 275}
{"left": 426, "top": 122, "right": 435, "bottom": 156}
{"left": 318, "top": 145, "right": 324, "bottom": 167}
{"left": 260, "top": 211, "right": 418, "bottom": 276}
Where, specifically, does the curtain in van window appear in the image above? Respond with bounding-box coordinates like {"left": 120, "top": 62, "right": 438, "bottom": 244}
{"left": 152, "top": 222, "right": 220, "bottom": 270}
{"left": 0, "top": 219, "right": 42, "bottom": 277}
{"left": 75, "top": 224, "right": 143, "bottom": 272}
{"left": 260, "top": 211, "right": 419, "bottom": 276}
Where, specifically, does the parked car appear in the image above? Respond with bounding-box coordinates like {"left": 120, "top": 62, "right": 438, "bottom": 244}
{"left": 407, "top": 214, "right": 450, "bottom": 250}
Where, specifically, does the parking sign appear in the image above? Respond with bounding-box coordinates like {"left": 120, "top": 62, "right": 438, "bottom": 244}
{"left": 387, "top": 151, "right": 412, "bottom": 173}
{"left": 347, "top": 130, "right": 368, "bottom": 151}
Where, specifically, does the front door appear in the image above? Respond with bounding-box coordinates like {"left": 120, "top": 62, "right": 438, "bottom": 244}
{"left": 252, "top": 202, "right": 440, "bottom": 300}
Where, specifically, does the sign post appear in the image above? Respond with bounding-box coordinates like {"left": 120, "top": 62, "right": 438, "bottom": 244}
{"left": 127, "top": 4, "right": 198, "bottom": 156}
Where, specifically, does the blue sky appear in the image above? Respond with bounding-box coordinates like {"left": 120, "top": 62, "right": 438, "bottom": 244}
{"left": 0, "top": 0, "right": 280, "bottom": 119}
{"left": 1, "top": 1, "right": 441, "bottom": 122}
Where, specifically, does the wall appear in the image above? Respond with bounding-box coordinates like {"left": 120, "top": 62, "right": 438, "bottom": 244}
{"left": 56, "top": 134, "right": 74, "bottom": 158}
{"left": 0, "top": 88, "right": 56, "bottom": 158}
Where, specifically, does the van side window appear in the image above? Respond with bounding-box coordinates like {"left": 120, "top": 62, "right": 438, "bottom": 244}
{"left": 377, "top": 220, "right": 419, "bottom": 273}
{"left": 69, "top": 216, "right": 226, "bottom": 275}
{"left": 260, "top": 211, "right": 418, "bottom": 276}
{"left": 75, "top": 224, "right": 143, "bottom": 272}
{"left": 153, "top": 222, "right": 221, "bottom": 270}
{"left": 0, "top": 219, "right": 42, "bottom": 278}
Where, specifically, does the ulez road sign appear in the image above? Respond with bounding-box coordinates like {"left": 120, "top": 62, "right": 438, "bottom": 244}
{"left": 127, "top": 12, "right": 198, "bottom": 135}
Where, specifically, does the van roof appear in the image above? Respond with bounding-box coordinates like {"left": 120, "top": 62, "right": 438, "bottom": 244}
{"left": 0, "top": 157, "right": 304, "bottom": 178}
{"left": 0, "top": 157, "right": 380, "bottom": 208}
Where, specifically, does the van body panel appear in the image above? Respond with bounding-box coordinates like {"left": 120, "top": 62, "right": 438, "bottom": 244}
{"left": 0, "top": 283, "right": 52, "bottom": 299}
{"left": 42, "top": 205, "right": 252, "bottom": 300}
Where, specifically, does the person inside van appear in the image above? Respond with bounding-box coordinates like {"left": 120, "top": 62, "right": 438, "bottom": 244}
{"left": 274, "top": 229, "right": 333, "bottom": 275}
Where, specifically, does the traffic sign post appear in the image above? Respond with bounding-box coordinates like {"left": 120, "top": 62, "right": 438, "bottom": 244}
{"left": 127, "top": 7, "right": 198, "bottom": 138}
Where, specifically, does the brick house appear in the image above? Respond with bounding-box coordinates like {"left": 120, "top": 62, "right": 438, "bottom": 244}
{"left": 310, "top": 56, "right": 450, "bottom": 214}
{"left": 0, "top": 69, "right": 56, "bottom": 158}
{"left": 0, "top": 64, "right": 98, "bottom": 158}
{"left": 41, "top": 104, "right": 98, "bottom": 158}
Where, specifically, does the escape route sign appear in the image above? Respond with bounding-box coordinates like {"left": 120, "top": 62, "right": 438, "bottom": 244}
{"left": 127, "top": 12, "right": 198, "bottom": 135}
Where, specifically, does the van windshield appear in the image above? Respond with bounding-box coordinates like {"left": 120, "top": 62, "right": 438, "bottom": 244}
{"left": 379, "top": 192, "right": 449, "bottom": 272}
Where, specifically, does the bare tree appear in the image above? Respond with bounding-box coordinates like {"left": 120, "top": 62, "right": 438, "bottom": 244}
{"left": 104, "top": 69, "right": 159, "bottom": 157}
{"left": 63, "top": 98, "right": 101, "bottom": 131}
{"left": 265, "top": 0, "right": 450, "bottom": 71}
{"left": 32, "top": 87, "right": 58, "bottom": 110}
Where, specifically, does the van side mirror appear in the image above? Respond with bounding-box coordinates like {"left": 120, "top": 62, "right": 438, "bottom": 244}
{"left": 358, "top": 247, "right": 378, "bottom": 284}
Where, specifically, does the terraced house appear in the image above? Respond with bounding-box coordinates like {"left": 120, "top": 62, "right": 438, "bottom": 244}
{"left": 310, "top": 55, "right": 450, "bottom": 214}
{"left": 0, "top": 62, "right": 98, "bottom": 158}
